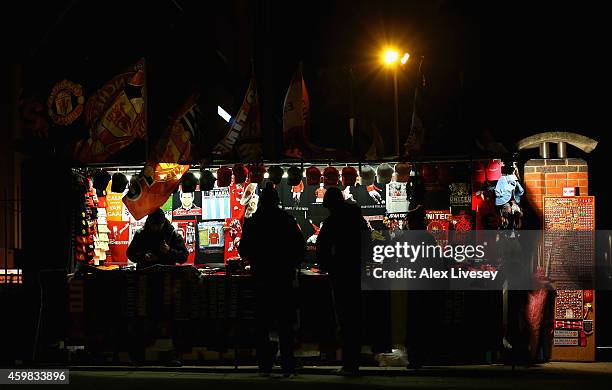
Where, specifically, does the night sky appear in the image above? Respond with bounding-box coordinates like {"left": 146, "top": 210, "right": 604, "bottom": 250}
{"left": 4, "top": 1, "right": 611, "bottom": 219}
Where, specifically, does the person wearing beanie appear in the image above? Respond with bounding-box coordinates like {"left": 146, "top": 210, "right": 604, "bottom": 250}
{"left": 317, "top": 186, "right": 368, "bottom": 376}
{"left": 239, "top": 182, "right": 305, "bottom": 377}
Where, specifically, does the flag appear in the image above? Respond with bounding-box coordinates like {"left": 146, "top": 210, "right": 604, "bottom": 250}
{"left": 73, "top": 59, "right": 147, "bottom": 163}
{"left": 152, "top": 91, "right": 203, "bottom": 164}
{"left": 212, "top": 74, "right": 260, "bottom": 159}
{"left": 282, "top": 64, "right": 310, "bottom": 158}
{"left": 404, "top": 56, "right": 426, "bottom": 157}
{"left": 123, "top": 163, "right": 189, "bottom": 221}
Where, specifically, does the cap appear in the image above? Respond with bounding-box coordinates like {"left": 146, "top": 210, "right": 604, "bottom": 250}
{"left": 360, "top": 165, "right": 375, "bottom": 186}
{"left": 248, "top": 164, "right": 266, "bottom": 183}
{"left": 181, "top": 172, "right": 198, "bottom": 192}
{"left": 199, "top": 169, "right": 215, "bottom": 191}
{"left": 306, "top": 166, "right": 321, "bottom": 185}
{"left": 287, "top": 166, "right": 303, "bottom": 186}
{"left": 233, "top": 163, "right": 248, "bottom": 184}
{"left": 394, "top": 162, "right": 411, "bottom": 183}
{"left": 376, "top": 163, "right": 393, "bottom": 184}
{"left": 93, "top": 170, "right": 111, "bottom": 193}
{"left": 267, "top": 165, "right": 283, "bottom": 185}
{"left": 486, "top": 160, "right": 502, "bottom": 181}
{"left": 110, "top": 172, "right": 128, "bottom": 193}
{"left": 216, "top": 166, "right": 232, "bottom": 187}
{"left": 323, "top": 166, "right": 340, "bottom": 186}
{"left": 341, "top": 166, "right": 358, "bottom": 186}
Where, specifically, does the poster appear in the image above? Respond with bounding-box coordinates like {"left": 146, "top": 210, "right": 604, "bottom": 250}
{"left": 172, "top": 190, "right": 203, "bottom": 218}
{"left": 386, "top": 182, "right": 408, "bottom": 214}
{"left": 172, "top": 219, "right": 197, "bottom": 265}
{"left": 224, "top": 218, "right": 243, "bottom": 262}
{"left": 160, "top": 196, "right": 173, "bottom": 222}
{"left": 107, "top": 221, "right": 130, "bottom": 265}
{"left": 202, "top": 188, "right": 231, "bottom": 220}
{"left": 198, "top": 221, "right": 225, "bottom": 249}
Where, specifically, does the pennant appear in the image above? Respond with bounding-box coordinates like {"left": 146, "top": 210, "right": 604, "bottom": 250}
{"left": 282, "top": 64, "right": 310, "bottom": 158}
{"left": 123, "top": 163, "right": 189, "bottom": 221}
{"left": 73, "top": 59, "right": 147, "bottom": 163}
{"left": 212, "top": 75, "right": 259, "bottom": 159}
{"left": 404, "top": 56, "right": 426, "bottom": 157}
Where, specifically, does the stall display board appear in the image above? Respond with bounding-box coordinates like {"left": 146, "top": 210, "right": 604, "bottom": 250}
{"left": 545, "top": 196, "right": 596, "bottom": 362}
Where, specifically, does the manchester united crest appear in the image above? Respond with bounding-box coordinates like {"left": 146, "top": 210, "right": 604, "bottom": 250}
{"left": 47, "top": 80, "right": 85, "bottom": 125}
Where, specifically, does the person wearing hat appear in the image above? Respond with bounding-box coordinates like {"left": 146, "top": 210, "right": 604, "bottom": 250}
{"left": 127, "top": 208, "right": 188, "bottom": 268}
{"left": 316, "top": 187, "right": 369, "bottom": 376}
{"left": 239, "top": 183, "right": 305, "bottom": 377}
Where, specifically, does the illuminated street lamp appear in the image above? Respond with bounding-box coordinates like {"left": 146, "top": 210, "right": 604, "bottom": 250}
{"left": 381, "top": 48, "right": 410, "bottom": 156}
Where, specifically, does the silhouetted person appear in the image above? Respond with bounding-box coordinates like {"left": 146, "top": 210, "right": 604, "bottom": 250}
{"left": 316, "top": 186, "right": 368, "bottom": 376}
{"left": 127, "top": 208, "right": 188, "bottom": 268}
{"left": 239, "top": 183, "right": 305, "bottom": 377}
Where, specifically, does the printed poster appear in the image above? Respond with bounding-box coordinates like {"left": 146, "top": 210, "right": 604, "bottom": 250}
{"left": 172, "top": 219, "right": 197, "bottom": 265}
{"left": 172, "top": 190, "right": 203, "bottom": 218}
{"left": 198, "top": 221, "right": 225, "bottom": 249}
{"left": 386, "top": 182, "right": 409, "bottom": 214}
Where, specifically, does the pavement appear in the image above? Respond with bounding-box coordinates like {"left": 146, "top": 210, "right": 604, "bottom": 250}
{"left": 45, "top": 363, "right": 612, "bottom": 389}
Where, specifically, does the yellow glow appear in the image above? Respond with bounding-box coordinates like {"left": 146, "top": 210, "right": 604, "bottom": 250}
{"left": 400, "top": 53, "right": 410, "bottom": 65}
{"left": 383, "top": 49, "right": 399, "bottom": 65}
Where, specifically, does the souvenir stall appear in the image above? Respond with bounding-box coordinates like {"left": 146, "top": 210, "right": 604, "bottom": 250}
{"left": 66, "top": 158, "right": 512, "bottom": 365}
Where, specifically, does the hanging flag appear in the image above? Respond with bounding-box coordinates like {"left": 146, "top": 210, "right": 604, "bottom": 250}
{"left": 123, "top": 163, "right": 189, "bottom": 221}
{"left": 72, "top": 59, "right": 147, "bottom": 163}
{"left": 152, "top": 91, "right": 203, "bottom": 164}
{"left": 404, "top": 56, "right": 426, "bottom": 157}
{"left": 212, "top": 74, "right": 259, "bottom": 159}
{"left": 234, "top": 77, "right": 262, "bottom": 161}
{"left": 282, "top": 64, "right": 310, "bottom": 158}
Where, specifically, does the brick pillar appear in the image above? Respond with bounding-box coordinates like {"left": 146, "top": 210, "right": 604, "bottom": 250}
{"left": 523, "top": 158, "right": 588, "bottom": 218}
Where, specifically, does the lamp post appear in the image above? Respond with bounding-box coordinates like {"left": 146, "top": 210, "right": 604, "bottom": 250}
{"left": 382, "top": 49, "right": 409, "bottom": 157}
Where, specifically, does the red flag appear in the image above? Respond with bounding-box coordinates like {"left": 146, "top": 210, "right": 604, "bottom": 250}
{"left": 73, "top": 59, "right": 146, "bottom": 163}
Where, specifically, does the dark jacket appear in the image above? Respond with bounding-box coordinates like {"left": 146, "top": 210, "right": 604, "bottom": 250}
{"left": 126, "top": 220, "right": 188, "bottom": 267}
{"left": 316, "top": 202, "right": 369, "bottom": 279}
{"left": 239, "top": 205, "right": 305, "bottom": 282}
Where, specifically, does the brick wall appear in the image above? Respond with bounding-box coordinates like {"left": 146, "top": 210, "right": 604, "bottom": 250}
{"left": 523, "top": 158, "right": 589, "bottom": 218}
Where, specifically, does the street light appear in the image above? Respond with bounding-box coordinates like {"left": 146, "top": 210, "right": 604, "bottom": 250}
{"left": 381, "top": 48, "right": 409, "bottom": 156}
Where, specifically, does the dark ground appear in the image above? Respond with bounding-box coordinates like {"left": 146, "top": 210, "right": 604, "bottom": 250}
{"left": 19, "top": 363, "right": 612, "bottom": 389}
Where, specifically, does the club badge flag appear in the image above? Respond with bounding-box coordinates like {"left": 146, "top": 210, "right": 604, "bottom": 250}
{"left": 198, "top": 221, "right": 225, "bottom": 249}
{"left": 172, "top": 219, "right": 197, "bottom": 265}
{"left": 282, "top": 65, "right": 310, "bottom": 158}
{"left": 73, "top": 59, "right": 146, "bottom": 163}
{"left": 123, "top": 163, "right": 189, "bottom": 221}
{"left": 202, "top": 188, "right": 231, "bottom": 220}
{"left": 213, "top": 75, "right": 259, "bottom": 158}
